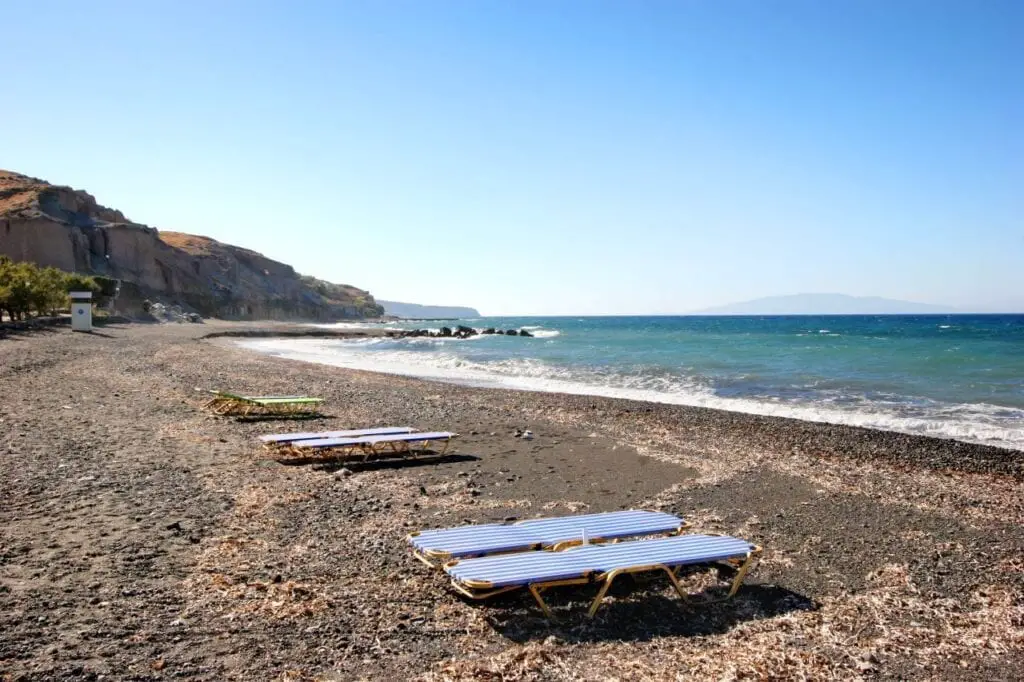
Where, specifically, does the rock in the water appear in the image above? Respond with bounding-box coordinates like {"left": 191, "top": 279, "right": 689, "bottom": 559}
{"left": 519, "top": 329, "right": 533, "bottom": 337}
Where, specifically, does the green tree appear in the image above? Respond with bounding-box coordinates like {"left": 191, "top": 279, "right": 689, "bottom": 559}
{"left": 64, "top": 272, "right": 99, "bottom": 294}
{"left": 3, "top": 260, "right": 37, "bottom": 320}
{"left": 0, "top": 256, "right": 11, "bottom": 320}
{"left": 31, "top": 267, "right": 69, "bottom": 316}
{"left": 0, "top": 259, "right": 99, "bottom": 320}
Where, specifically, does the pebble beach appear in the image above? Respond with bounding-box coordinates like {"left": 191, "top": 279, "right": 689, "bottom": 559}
{"left": 1, "top": 321, "right": 1021, "bottom": 680}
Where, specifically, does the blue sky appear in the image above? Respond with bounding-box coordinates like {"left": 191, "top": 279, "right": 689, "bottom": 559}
{"left": 2, "top": 1, "right": 1021, "bottom": 314}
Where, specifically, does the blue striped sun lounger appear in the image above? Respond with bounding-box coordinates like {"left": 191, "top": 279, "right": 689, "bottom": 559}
{"left": 408, "top": 510, "right": 690, "bottom": 567}
{"left": 259, "top": 427, "right": 414, "bottom": 446}
{"left": 276, "top": 431, "right": 458, "bottom": 461}
{"left": 444, "top": 533, "right": 762, "bottom": 618}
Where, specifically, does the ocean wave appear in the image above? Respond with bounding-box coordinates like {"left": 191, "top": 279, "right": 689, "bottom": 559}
{"left": 306, "top": 321, "right": 392, "bottom": 331}
{"left": 237, "top": 338, "right": 1024, "bottom": 451}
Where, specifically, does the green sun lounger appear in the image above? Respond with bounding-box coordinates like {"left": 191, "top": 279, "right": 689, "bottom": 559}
{"left": 203, "top": 390, "right": 324, "bottom": 417}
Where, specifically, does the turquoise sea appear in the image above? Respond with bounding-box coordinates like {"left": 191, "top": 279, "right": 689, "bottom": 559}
{"left": 240, "top": 315, "right": 1024, "bottom": 451}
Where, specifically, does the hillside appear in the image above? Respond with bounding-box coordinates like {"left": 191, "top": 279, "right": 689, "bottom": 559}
{"left": 694, "top": 293, "right": 957, "bottom": 315}
{"left": 0, "top": 170, "right": 383, "bottom": 320}
{"left": 378, "top": 300, "right": 481, "bottom": 318}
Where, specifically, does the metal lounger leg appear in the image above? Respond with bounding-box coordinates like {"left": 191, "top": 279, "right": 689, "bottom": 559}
{"left": 529, "top": 584, "right": 555, "bottom": 620}
{"left": 587, "top": 564, "right": 689, "bottom": 618}
{"left": 661, "top": 565, "right": 688, "bottom": 600}
{"left": 523, "top": 575, "right": 593, "bottom": 619}
{"left": 586, "top": 572, "right": 620, "bottom": 618}
{"left": 726, "top": 547, "right": 762, "bottom": 598}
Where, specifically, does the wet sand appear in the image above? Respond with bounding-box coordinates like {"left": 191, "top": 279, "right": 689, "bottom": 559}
{"left": 1, "top": 321, "right": 1021, "bottom": 680}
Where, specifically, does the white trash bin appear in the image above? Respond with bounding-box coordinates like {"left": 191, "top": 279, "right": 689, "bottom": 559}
{"left": 70, "top": 291, "right": 93, "bottom": 332}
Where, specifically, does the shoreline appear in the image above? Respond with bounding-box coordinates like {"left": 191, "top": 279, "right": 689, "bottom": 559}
{"left": 224, "top": 329, "right": 1024, "bottom": 470}
{"left": 2, "top": 321, "right": 1021, "bottom": 679}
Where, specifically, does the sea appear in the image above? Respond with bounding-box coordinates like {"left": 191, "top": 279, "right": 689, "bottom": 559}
{"left": 238, "top": 315, "right": 1024, "bottom": 451}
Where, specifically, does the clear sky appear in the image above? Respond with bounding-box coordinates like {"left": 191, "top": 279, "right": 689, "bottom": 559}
{"left": 2, "top": 1, "right": 1021, "bottom": 314}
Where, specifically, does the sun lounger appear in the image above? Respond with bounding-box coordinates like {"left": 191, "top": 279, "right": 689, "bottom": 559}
{"left": 276, "top": 431, "right": 457, "bottom": 461}
{"left": 259, "top": 427, "right": 414, "bottom": 446}
{"left": 444, "top": 533, "right": 761, "bottom": 618}
{"left": 203, "top": 390, "right": 324, "bottom": 417}
{"left": 408, "top": 510, "right": 690, "bottom": 567}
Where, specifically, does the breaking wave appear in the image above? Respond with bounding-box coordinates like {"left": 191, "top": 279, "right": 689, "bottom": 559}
{"left": 237, "top": 336, "right": 1024, "bottom": 451}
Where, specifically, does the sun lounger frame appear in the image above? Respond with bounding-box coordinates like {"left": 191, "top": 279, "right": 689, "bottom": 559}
{"left": 444, "top": 534, "right": 762, "bottom": 619}
{"left": 407, "top": 513, "right": 693, "bottom": 568}
{"left": 276, "top": 432, "right": 457, "bottom": 463}
{"left": 203, "top": 391, "right": 324, "bottom": 417}
{"left": 259, "top": 427, "right": 414, "bottom": 450}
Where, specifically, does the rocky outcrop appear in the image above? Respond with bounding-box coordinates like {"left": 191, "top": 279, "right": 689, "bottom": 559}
{"left": 0, "top": 170, "right": 383, "bottom": 320}
{"left": 397, "top": 327, "right": 533, "bottom": 339}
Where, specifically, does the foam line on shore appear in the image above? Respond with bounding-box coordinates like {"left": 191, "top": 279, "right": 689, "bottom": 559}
{"left": 236, "top": 337, "right": 1024, "bottom": 451}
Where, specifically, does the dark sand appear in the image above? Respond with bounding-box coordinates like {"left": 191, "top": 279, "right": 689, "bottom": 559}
{"left": 1, "top": 321, "right": 1021, "bottom": 680}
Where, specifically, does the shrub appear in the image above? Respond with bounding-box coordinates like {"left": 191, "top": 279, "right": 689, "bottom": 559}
{"left": 0, "top": 256, "right": 100, "bottom": 321}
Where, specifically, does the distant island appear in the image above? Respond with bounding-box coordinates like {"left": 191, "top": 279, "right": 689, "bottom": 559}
{"left": 693, "top": 293, "right": 957, "bottom": 315}
{"left": 379, "top": 300, "right": 481, "bottom": 319}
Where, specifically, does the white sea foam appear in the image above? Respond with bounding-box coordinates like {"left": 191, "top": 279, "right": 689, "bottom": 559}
{"left": 237, "top": 338, "right": 1024, "bottom": 451}
{"left": 306, "top": 321, "right": 393, "bottom": 331}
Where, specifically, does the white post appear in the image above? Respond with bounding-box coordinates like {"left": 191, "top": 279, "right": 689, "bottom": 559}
{"left": 69, "top": 291, "right": 93, "bottom": 332}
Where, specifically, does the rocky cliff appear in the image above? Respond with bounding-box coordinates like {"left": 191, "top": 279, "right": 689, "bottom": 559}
{"left": 0, "top": 170, "right": 383, "bottom": 320}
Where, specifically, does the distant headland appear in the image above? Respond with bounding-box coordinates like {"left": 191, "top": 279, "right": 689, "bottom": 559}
{"left": 379, "top": 300, "right": 481, "bottom": 319}
{"left": 692, "top": 293, "right": 958, "bottom": 315}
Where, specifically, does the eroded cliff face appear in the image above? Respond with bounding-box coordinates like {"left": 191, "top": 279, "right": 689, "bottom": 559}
{"left": 0, "top": 170, "right": 383, "bottom": 320}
